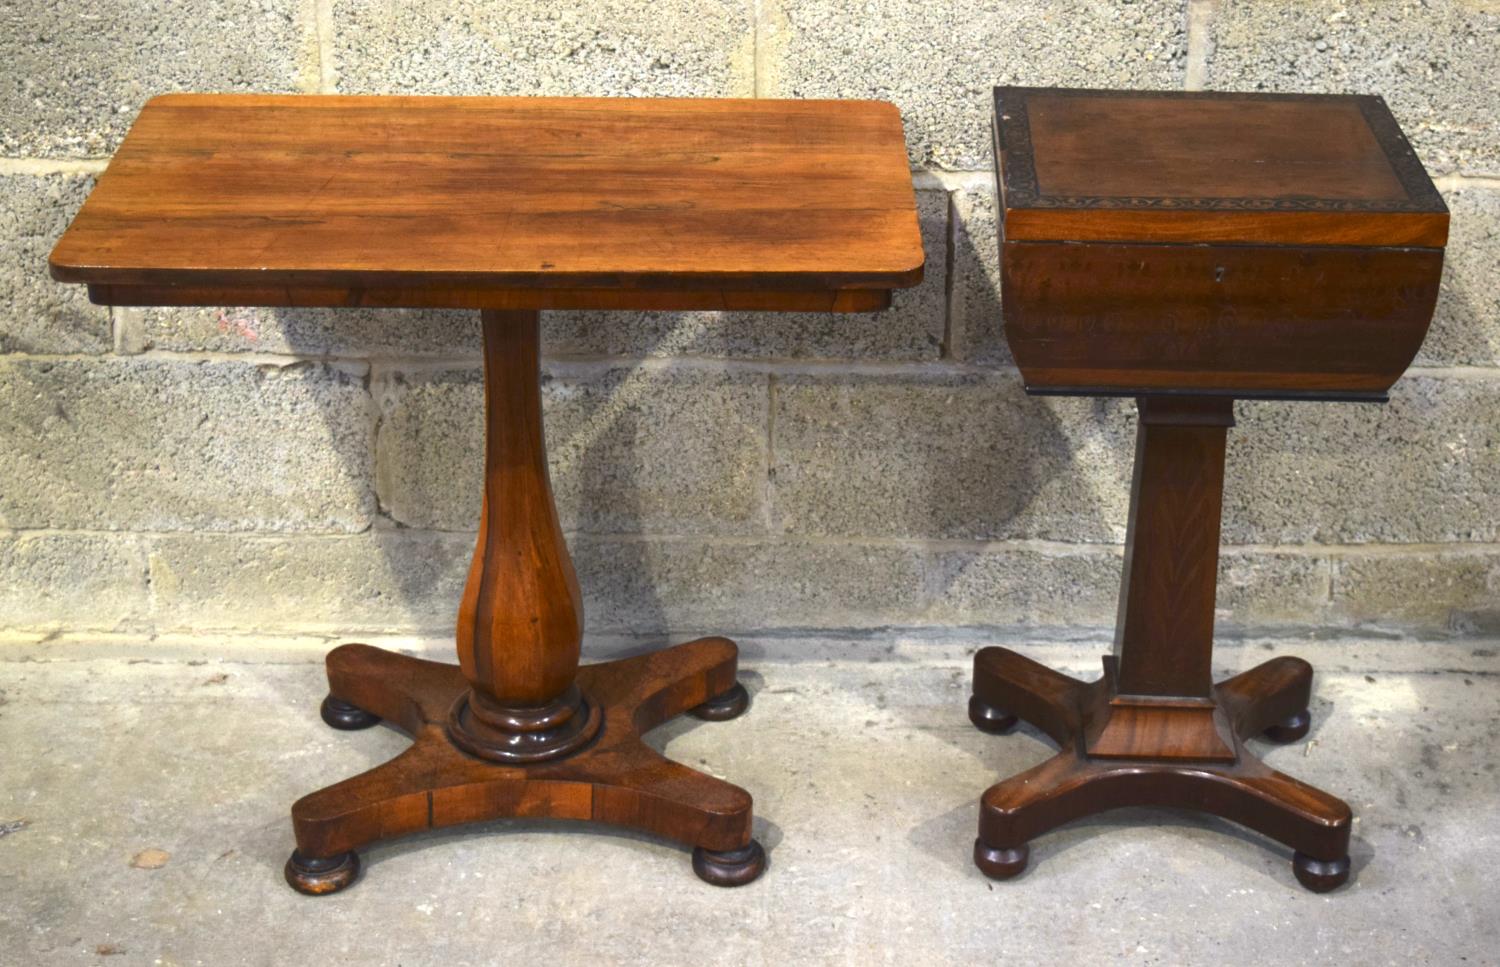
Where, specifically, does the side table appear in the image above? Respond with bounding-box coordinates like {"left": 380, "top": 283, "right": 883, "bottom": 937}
{"left": 50, "top": 94, "right": 923, "bottom": 893}
{"left": 973, "top": 87, "right": 1447, "bottom": 891}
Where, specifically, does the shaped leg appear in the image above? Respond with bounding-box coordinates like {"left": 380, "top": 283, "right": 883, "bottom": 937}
{"left": 1217, "top": 655, "right": 1315, "bottom": 743}
{"left": 970, "top": 646, "right": 1087, "bottom": 744}
{"left": 324, "top": 642, "right": 463, "bottom": 734}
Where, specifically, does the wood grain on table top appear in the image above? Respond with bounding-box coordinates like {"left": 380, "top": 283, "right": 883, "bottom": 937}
{"left": 50, "top": 94, "right": 925, "bottom": 296}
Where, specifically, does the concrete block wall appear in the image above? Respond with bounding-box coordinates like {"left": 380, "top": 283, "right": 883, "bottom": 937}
{"left": 2, "top": 0, "right": 1498, "bottom": 644}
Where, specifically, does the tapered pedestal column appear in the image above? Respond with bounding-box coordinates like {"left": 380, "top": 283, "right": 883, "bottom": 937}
{"left": 285, "top": 310, "right": 764, "bottom": 895}
{"left": 968, "top": 397, "right": 1352, "bottom": 892}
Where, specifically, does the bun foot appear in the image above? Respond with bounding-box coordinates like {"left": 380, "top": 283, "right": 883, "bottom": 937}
{"left": 320, "top": 695, "right": 380, "bottom": 731}
{"left": 691, "top": 683, "right": 750, "bottom": 722}
{"left": 974, "top": 839, "right": 1029, "bottom": 880}
{"left": 692, "top": 840, "right": 766, "bottom": 887}
{"left": 968, "top": 695, "right": 1018, "bottom": 734}
{"left": 1263, "top": 709, "right": 1311, "bottom": 744}
{"left": 1293, "top": 851, "right": 1350, "bottom": 893}
{"left": 285, "top": 849, "right": 360, "bottom": 895}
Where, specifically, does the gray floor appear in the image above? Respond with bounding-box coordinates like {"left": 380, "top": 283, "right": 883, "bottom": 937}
{"left": 2, "top": 633, "right": 1497, "bottom": 966}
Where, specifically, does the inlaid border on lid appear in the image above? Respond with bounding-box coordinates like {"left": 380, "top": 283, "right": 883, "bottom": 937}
{"left": 991, "top": 87, "right": 1449, "bottom": 247}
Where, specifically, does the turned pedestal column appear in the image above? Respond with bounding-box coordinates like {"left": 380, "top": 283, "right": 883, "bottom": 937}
{"left": 447, "top": 309, "right": 597, "bottom": 763}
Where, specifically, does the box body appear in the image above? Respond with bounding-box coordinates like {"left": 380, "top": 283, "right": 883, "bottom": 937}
{"left": 992, "top": 88, "right": 1449, "bottom": 400}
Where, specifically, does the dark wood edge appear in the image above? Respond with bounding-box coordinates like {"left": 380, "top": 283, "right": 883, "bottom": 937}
{"left": 84, "top": 283, "right": 894, "bottom": 314}
{"left": 992, "top": 113, "right": 1008, "bottom": 244}
{"left": 52, "top": 259, "right": 925, "bottom": 292}
{"left": 1022, "top": 385, "right": 1390, "bottom": 404}
{"left": 992, "top": 86, "right": 1449, "bottom": 216}
{"left": 1000, "top": 208, "right": 1448, "bottom": 247}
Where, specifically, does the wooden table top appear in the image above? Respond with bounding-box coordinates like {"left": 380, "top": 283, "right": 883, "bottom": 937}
{"left": 993, "top": 87, "right": 1448, "bottom": 247}
{"left": 50, "top": 94, "right": 924, "bottom": 313}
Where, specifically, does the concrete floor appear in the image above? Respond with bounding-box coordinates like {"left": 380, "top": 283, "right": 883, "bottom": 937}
{"left": 2, "top": 633, "right": 1497, "bottom": 966}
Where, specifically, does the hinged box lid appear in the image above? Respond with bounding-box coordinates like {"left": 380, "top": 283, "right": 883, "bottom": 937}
{"left": 993, "top": 87, "right": 1448, "bottom": 248}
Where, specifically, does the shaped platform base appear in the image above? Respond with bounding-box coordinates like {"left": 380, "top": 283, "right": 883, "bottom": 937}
{"left": 970, "top": 647, "right": 1352, "bottom": 893}
{"left": 286, "top": 638, "right": 764, "bottom": 895}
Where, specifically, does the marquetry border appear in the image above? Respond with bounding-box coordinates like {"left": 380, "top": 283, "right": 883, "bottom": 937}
{"left": 992, "top": 87, "right": 1447, "bottom": 214}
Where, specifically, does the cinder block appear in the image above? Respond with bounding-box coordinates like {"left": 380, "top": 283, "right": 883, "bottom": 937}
{"left": 375, "top": 364, "right": 769, "bottom": 535}
{"left": 148, "top": 531, "right": 471, "bottom": 633}
{"left": 334, "top": 0, "right": 754, "bottom": 96}
{"left": 1204, "top": 0, "right": 1500, "bottom": 173}
{"left": 770, "top": 371, "right": 1134, "bottom": 541}
{"left": 924, "top": 547, "right": 1121, "bottom": 628}
{"left": 949, "top": 185, "right": 1008, "bottom": 365}
{"left": 149, "top": 531, "right": 931, "bottom": 638}
{"left": 0, "top": 358, "right": 376, "bottom": 532}
{"left": 1226, "top": 376, "right": 1500, "bottom": 545}
{"left": 1, "top": 173, "right": 109, "bottom": 354}
{"left": 1331, "top": 551, "right": 1500, "bottom": 636}
{"left": 773, "top": 370, "right": 1499, "bottom": 548}
{"left": 925, "top": 547, "right": 1329, "bottom": 632}
{"left": 574, "top": 536, "right": 928, "bottom": 633}
{"left": 0, "top": 0, "right": 314, "bottom": 158}
{"left": 762, "top": 0, "right": 1186, "bottom": 168}
{"left": 0, "top": 533, "right": 149, "bottom": 632}
{"left": 133, "top": 306, "right": 481, "bottom": 358}
{"left": 1421, "top": 187, "right": 1500, "bottom": 367}
{"left": 543, "top": 190, "right": 948, "bottom": 361}
{"left": 1216, "top": 551, "right": 1331, "bottom": 630}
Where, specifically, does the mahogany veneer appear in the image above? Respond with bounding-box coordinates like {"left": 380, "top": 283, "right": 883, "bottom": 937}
{"left": 50, "top": 94, "right": 923, "bottom": 893}
{"left": 993, "top": 87, "right": 1447, "bottom": 401}
{"left": 973, "top": 87, "right": 1447, "bottom": 891}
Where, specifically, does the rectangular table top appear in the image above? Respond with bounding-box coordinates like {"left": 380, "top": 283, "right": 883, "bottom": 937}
{"left": 50, "top": 94, "right": 924, "bottom": 312}
{"left": 993, "top": 87, "right": 1448, "bottom": 247}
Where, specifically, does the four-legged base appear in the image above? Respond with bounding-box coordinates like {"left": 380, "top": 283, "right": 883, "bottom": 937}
{"left": 287, "top": 638, "right": 765, "bottom": 895}
{"left": 969, "top": 647, "right": 1353, "bottom": 892}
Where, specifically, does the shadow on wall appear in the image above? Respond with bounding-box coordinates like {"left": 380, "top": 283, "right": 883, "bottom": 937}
{"left": 256, "top": 291, "right": 1127, "bottom": 647}
{"left": 546, "top": 346, "right": 668, "bottom": 645}
{"left": 213, "top": 304, "right": 470, "bottom": 641}
{"left": 1427, "top": 189, "right": 1500, "bottom": 368}
{"left": 919, "top": 213, "right": 1131, "bottom": 631}
{"left": 263, "top": 305, "right": 670, "bottom": 652}
{"left": 103, "top": 300, "right": 772, "bottom": 648}
{"left": 265, "top": 302, "right": 1105, "bottom": 650}
{"left": 15, "top": 184, "right": 1129, "bottom": 646}
{"left": 913, "top": 384, "right": 1131, "bottom": 631}
{"left": 1, "top": 173, "right": 107, "bottom": 356}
